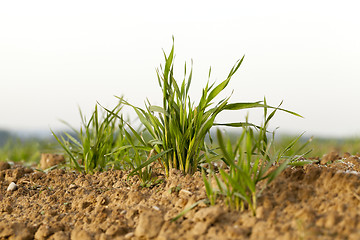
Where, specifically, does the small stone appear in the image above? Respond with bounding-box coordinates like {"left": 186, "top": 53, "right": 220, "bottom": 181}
{"left": 7, "top": 182, "right": 17, "bottom": 191}
{"left": 124, "top": 232, "right": 134, "bottom": 239}
{"left": 135, "top": 210, "right": 164, "bottom": 238}
{"left": 213, "top": 160, "right": 226, "bottom": 169}
{"left": 69, "top": 184, "right": 77, "bottom": 189}
{"left": 179, "top": 189, "right": 193, "bottom": 198}
{"left": 153, "top": 205, "right": 160, "bottom": 211}
{"left": 120, "top": 210, "right": 127, "bottom": 215}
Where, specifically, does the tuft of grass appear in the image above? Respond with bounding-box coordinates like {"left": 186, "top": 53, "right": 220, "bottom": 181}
{"left": 203, "top": 104, "right": 307, "bottom": 215}
{"left": 117, "top": 39, "right": 300, "bottom": 177}
{"left": 53, "top": 100, "right": 162, "bottom": 186}
{"left": 52, "top": 101, "right": 130, "bottom": 174}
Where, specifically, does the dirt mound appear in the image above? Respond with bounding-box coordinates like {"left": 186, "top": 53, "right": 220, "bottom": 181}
{"left": 1, "top": 152, "right": 360, "bottom": 239}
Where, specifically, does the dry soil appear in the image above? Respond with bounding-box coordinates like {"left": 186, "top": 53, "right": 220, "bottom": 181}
{"left": 1, "top": 151, "right": 360, "bottom": 240}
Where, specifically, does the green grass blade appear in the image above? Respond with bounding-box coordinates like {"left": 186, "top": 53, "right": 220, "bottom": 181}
{"left": 129, "top": 149, "right": 172, "bottom": 177}
{"left": 51, "top": 130, "right": 82, "bottom": 172}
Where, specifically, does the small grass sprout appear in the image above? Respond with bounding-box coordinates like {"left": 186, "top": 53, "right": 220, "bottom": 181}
{"left": 203, "top": 104, "right": 305, "bottom": 215}
{"left": 53, "top": 101, "right": 129, "bottom": 174}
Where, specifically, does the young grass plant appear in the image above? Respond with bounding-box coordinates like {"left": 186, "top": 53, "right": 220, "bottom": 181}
{"left": 118, "top": 39, "right": 301, "bottom": 177}
{"left": 53, "top": 101, "right": 129, "bottom": 174}
{"left": 119, "top": 56, "right": 244, "bottom": 176}
{"left": 203, "top": 105, "right": 302, "bottom": 216}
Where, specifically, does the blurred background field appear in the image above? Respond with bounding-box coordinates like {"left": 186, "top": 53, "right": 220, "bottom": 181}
{"left": 0, "top": 129, "right": 57, "bottom": 163}
{"left": 1, "top": 129, "right": 359, "bottom": 164}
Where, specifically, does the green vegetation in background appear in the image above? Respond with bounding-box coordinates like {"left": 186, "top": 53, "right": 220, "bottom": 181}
{"left": 275, "top": 136, "right": 360, "bottom": 158}
{"left": 0, "top": 136, "right": 56, "bottom": 163}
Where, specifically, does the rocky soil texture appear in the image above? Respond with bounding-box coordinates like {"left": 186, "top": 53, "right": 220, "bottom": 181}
{"left": 1, "top": 152, "right": 360, "bottom": 240}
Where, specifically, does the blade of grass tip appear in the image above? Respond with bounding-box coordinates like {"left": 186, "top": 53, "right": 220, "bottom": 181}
{"left": 228, "top": 56, "right": 245, "bottom": 77}
{"left": 264, "top": 104, "right": 279, "bottom": 127}
{"left": 213, "top": 122, "right": 260, "bottom": 129}
{"left": 164, "top": 42, "right": 174, "bottom": 79}
{"left": 206, "top": 77, "right": 231, "bottom": 104}
{"left": 208, "top": 66, "right": 212, "bottom": 81}
{"left": 185, "top": 60, "right": 193, "bottom": 95}
{"left": 78, "top": 105, "right": 86, "bottom": 126}
{"left": 273, "top": 106, "right": 303, "bottom": 118}
{"left": 58, "top": 119, "right": 79, "bottom": 134}
{"left": 263, "top": 97, "right": 268, "bottom": 118}
{"left": 292, "top": 135, "right": 313, "bottom": 155}
{"left": 280, "top": 133, "right": 305, "bottom": 156}
{"left": 226, "top": 100, "right": 303, "bottom": 118}
{"left": 63, "top": 132, "right": 83, "bottom": 150}
{"left": 171, "top": 199, "right": 209, "bottom": 222}
{"left": 224, "top": 101, "right": 263, "bottom": 111}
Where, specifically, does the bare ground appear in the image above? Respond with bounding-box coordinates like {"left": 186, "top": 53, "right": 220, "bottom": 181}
{"left": 0, "top": 152, "right": 360, "bottom": 240}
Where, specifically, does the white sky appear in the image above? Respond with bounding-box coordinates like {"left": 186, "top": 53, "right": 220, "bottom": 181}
{"left": 0, "top": 0, "right": 359, "bottom": 137}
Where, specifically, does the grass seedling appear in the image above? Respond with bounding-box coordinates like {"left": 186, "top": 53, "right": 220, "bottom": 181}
{"left": 118, "top": 38, "right": 299, "bottom": 177}
{"left": 203, "top": 104, "right": 301, "bottom": 215}
{"left": 53, "top": 101, "right": 129, "bottom": 173}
